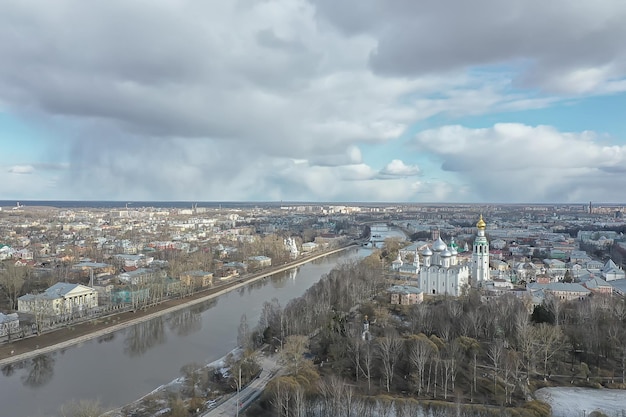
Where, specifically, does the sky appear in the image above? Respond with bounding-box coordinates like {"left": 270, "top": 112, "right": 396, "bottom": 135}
{"left": 1, "top": 0, "right": 626, "bottom": 204}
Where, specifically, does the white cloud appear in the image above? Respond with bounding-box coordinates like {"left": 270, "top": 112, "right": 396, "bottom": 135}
{"left": 379, "top": 160, "right": 421, "bottom": 177}
{"left": 411, "top": 123, "right": 626, "bottom": 202}
{"left": 8, "top": 165, "right": 35, "bottom": 174}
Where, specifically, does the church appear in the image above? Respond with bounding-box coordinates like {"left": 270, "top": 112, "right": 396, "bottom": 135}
{"left": 417, "top": 215, "right": 490, "bottom": 296}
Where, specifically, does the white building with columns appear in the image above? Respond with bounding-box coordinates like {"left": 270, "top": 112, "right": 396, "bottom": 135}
{"left": 18, "top": 282, "right": 98, "bottom": 317}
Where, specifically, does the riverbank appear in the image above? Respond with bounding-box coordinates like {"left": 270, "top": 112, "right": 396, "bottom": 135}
{"left": 0, "top": 245, "right": 356, "bottom": 366}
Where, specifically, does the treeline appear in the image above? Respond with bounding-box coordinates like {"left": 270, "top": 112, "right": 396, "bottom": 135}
{"left": 246, "top": 254, "right": 626, "bottom": 417}
{"left": 253, "top": 256, "right": 385, "bottom": 346}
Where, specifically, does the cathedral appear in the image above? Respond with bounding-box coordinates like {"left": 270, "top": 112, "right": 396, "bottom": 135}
{"left": 416, "top": 215, "right": 489, "bottom": 296}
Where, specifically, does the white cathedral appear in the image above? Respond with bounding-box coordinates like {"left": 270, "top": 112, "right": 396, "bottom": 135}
{"left": 416, "top": 215, "right": 490, "bottom": 297}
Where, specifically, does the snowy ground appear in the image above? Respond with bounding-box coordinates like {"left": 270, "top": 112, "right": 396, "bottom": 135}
{"left": 102, "top": 348, "right": 241, "bottom": 417}
{"left": 535, "top": 387, "right": 626, "bottom": 417}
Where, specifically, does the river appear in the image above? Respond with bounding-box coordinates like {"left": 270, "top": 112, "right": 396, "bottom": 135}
{"left": 0, "top": 247, "right": 371, "bottom": 417}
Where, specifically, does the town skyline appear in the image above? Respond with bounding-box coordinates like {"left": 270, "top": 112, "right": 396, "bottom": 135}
{"left": 2, "top": 1, "right": 626, "bottom": 203}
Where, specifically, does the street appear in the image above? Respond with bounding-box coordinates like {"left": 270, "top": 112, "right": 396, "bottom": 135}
{"left": 202, "top": 354, "right": 281, "bottom": 417}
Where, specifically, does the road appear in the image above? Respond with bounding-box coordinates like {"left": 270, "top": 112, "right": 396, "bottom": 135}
{"left": 202, "top": 354, "right": 282, "bottom": 417}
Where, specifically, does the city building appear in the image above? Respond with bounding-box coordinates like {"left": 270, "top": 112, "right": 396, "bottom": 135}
{"left": 527, "top": 282, "right": 590, "bottom": 301}
{"left": 18, "top": 282, "right": 98, "bottom": 316}
{"left": 247, "top": 255, "right": 272, "bottom": 268}
{"left": 0, "top": 312, "right": 19, "bottom": 338}
{"left": 601, "top": 259, "right": 625, "bottom": 281}
{"left": 180, "top": 270, "right": 214, "bottom": 288}
{"left": 388, "top": 285, "right": 423, "bottom": 305}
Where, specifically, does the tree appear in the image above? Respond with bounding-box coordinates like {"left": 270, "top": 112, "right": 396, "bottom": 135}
{"left": 280, "top": 335, "right": 309, "bottom": 375}
{"left": 487, "top": 339, "right": 504, "bottom": 395}
{"left": 180, "top": 362, "right": 206, "bottom": 399}
{"left": 408, "top": 334, "right": 436, "bottom": 396}
{"left": 0, "top": 263, "right": 27, "bottom": 310}
{"left": 503, "top": 349, "right": 521, "bottom": 404}
{"left": 237, "top": 314, "right": 252, "bottom": 351}
{"left": 268, "top": 376, "right": 300, "bottom": 417}
{"left": 347, "top": 328, "right": 365, "bottom": 382}
{"left": 544, "top": 294, "right": 562, "bottom": 326}
{"left": 377, "top": 333, "right": 403, "bottom": 392}
{"left": 531, "top": 303, "right": 555, "bottom": 324}
{"left": 534, "top": 323, "right": 564, "bottom": 380}
{"left": 381, "top": 237, "right": 404, "bottom": 263}
{"left": 516, "top": 316, "right": 537, "bottom": 382}
{"left": 360, "top": 339, "right": 374, "bottom": 393}
{"left": 563, "top": 270, "right": 573, "bottom": 283}
{"left": 225, "top": 351, "right": 262, "bottom": 406}
{"left": 457, "top": 336, "right": 480, "bottom": 402}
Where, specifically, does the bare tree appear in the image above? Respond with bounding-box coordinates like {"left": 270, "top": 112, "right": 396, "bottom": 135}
{"left": 515, "top": 316, "right": 536, "bottom": 383}
{"left": 408, "top": 334, "right": 435, "bottom": 396}
{"left": 503, "top": 349, "right": 521, "bottom": 404}
{"left": 487, "top": 339, "right": 504, "bottom": 395}
{"left": 347, "top": 327, "right": 365, "bottom": 382}
{"left": 361, "top": 339, "right": 374, "bottom": 393}
{"left": 0, "top": 263, "right": 28, "bottom": 310}
{"left": 457, "top": 336, "right": 480, "bottom": 402}
{"left": 280, "top": 335, "right": 309, "bottom": 375}
{"left": 534, "top": 323, "right": 564, "bottom": 380}
{"left": 269, "top": 376, "right": 296, "bottom": 417}
{"left": 544, "top": 294, "right": 562, "bottom": 326}
{"left": 180, "top": 362, "right": 206, "bottom": 399}
{"left": 237, "top": 314, "right": 252, "bottom": 351}
{"left": 377, "top": 333, "right": 403, "bottom": 392}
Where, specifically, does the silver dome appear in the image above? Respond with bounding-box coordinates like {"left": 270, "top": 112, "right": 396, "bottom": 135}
{"left": 432, "top": 237, "right": 447, "bottom": 252}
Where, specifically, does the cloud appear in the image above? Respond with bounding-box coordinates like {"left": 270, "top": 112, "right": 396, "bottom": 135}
{"left": 312, "top": 0, "right": 626, "bottom": 95}
{"left": 411, "top": 123, "right": 626, "bottom": 202}
{"left": 8, "top": 165, "right": 35, "bottom": 174}
{"left": 379, "top": 159, "right": 421, "bottom": 177}
{"left": 0, "top": 2, "right": 623, "bottom": 202}
{"left": 33, "top": 163, "right": 69, "bottom": 171}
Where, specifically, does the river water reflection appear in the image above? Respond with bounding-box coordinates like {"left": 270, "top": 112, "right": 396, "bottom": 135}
{"left": 0, "top": 247, "right": 367, "bottom": 417}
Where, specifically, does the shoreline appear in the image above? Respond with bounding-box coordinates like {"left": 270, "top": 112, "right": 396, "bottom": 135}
{"left": 0, "top": 244, "right": 356, "bottom": 367}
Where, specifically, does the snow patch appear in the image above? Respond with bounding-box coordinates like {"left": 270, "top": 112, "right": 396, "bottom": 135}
{"left": 536, "top": 387, "right": 626, "bottom": 417}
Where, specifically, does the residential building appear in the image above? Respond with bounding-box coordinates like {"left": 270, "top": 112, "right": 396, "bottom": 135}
{"left": 388, "top": 285, "right": 423, "bottom": 305}
{"left": 0, "top": 312, "right": 19, "bottom": 338}
{"left": 301, "top": 242, "right": 318, "bottom": 252}
{"left": 527, "top": 282, "right": 590, "bottom": 301}
{"left": 582, "top": 276, "right": 613, "bottom": 295}
{"left": 601, "top": 259, "right": 625, "bottom": 281}
{"left": 180, "top": 270, "right": 213, "bottom": 288}
{"left": 247, "top": 255, "right": 272, "bottom": 268}
{"left": 110, "top": 286, "right": 150, "bottom": 305}
{"left": 118, "top": 268, "right": 165, "bottom": 285}
{"left": 543, "top": 259, "right": 566, "bottom": 280}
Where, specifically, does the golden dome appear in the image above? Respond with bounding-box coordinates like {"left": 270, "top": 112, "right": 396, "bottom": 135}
{"left": 476, "top": 214, "right": 486, "bottom": 229}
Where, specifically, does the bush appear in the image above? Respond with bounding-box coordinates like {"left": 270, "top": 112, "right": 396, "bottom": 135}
{"left": 522, "top": 400, "right": 551, "bottom": 417}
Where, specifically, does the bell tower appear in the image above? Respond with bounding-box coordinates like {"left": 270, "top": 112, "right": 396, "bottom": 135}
{"left": 472, "top": 215, "right": 490, "bottom": 284}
